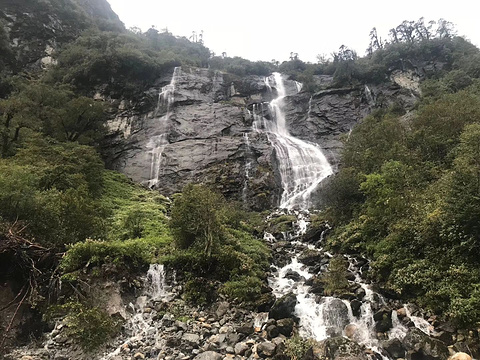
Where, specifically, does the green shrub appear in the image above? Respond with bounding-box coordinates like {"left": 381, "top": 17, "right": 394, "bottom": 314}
{"left": 47, "top": 302, "right": 121, "bottom": 350}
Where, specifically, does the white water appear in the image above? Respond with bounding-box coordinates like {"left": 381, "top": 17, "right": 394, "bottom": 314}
{"left": 242, "top": 132, "right": 253, "bottom": 204}
{"left": 252, "top": 73, "right": 332, "bottom": 209}
{"left": 147, "top": 67, "right": 181, "bottom": 188}
{"left": 404, "top": 304, "right": 432, "bottom": 335}
{"left": 102, "top": 264, "right": 173, "bottom": 359}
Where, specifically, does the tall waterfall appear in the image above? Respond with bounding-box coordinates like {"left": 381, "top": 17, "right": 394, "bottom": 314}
{"left": 253, "top": 73, "right": 332, "bottom": 209}
{"left": 147, "top": 67, "right": 181, "bottom": 188}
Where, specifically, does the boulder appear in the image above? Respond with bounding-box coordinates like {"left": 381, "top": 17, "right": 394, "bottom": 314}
{"left": 269, "top": 293, "right": 297, "bottom": 320}
{"left": 403, "top": 328, "right": 450, "bottom": 360}
{"left": 449, "top": 352, "right": 472, "bottom": 360}
{"left": 298, "top": 249, "right": 324, "bottom": 266}
{"left": 303, "top": 337, "right": 367, "bottom": 360}
{"left": 321, "top": 298, "right": 350, "bottom": 336}
{"left": 193, "top": 351, "right": 223, "bottom": 360}
{"left": 374, "top": 308, "right": 393, "bottom": 333}
{"left": 257, "top": 341, "right": 277, "bottom": 358}
{"left": 382, "top": 338, "right": 406, "bottom": 359}
{"left": 234, "top": 342, "right": 249, "bottom": 356}
{"left": 277, "top": 318, "right": 294, "bottom": 337}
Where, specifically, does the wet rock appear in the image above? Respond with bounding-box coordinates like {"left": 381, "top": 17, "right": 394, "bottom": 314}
{"left": 267, "top": 324, "right": 280, "bottom": 339}
{"left": 284, "top": 269, "right": 302, "bottom": 281}
{"left": 257, "top": 341, "right": 277, "bottom": 358}
{"left": 269, "top": 293, "right": 297, "bottom": 320}
{"left": 256, "top": 292, "right": 276, "bottom": 312}
{"left": 276, "top": 318, "right": 294, "bottom": 337}
{"left": 321, "top": 298, "right": 350, "bottom": 336}
{"left": 374, "top": 308, "right": 393, "bottom": 333}
{"left": 382, "top": 338, "right": 406, "bottom": 358}
{"left": 403, "top": 328, "right": 449, "bottom": 360}
{"left": 355, "top": 287, "right": 366, "bottom": 301}
{"left": 344, "top": 324, "right": 358, "bottom": 340}
{"left": 304, "top": 336, "right": 367, "bottom": 360}
{"left": 298, "top": 249, "right": 324, "bottom": 266}
{"left": 193, "top": 351, "right": 223, "bottom": 360}
{"left": 350, "top": 299, "right": 362, "bottom": 318}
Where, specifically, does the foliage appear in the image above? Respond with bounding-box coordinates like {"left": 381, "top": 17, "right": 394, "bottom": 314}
{"left": 166, "top": 184, "right": 270, "bottom": 305}
{"left": 322, "top": 255, "right": 350, "bottom": 296}
{"left": 284, "top": 336, "right": 316, "bottom": 360}
{"left": 47, "top": 301, "right": 121, "bottom": 350}
{"left": 324, "top": 75, "right": 480, "bottom": 326}
{"left": 209, "top": 56, "right": 275, "bottom": 76}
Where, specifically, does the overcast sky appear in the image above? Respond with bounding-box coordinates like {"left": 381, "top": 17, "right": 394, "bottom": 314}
{"left": 107, "top": 0, "right": 479, "bottom": 63}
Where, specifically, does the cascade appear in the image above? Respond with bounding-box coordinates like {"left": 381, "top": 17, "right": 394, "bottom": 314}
{"left": 252, "top": 72, "right": 332, "bottom": 209}
{"left": 242, "top": 132, "right": 252, "bottom": 204}
{"left": 147, "top": 67, "right": 181, "bottom": 188}
{"left": 102, "top": 264, "right": 174, "bottom": 359}
{"left": 364, "top": 84, "right": 375, "bottom": 106}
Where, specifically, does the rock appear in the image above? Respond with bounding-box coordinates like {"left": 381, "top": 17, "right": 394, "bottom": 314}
{"left": 216, "top": 302, "right": 230, "bottom": 318}
{"left": 234, "top": 342, "right": 249, "bottom": 356}
{"left": 350, "top": 299, "right": 362, "bottom": 317}
{"left": 193, "top": 351, "right": 223, "bottom": 360}
{"left": 304, "top": 337, "right": 367, "bottom": 360}
{"left": 257, "top": 342, "right": 277, "bottom": 358}
{"left": 134, "top": 353, "right": 146, "bottom": 359}
{"left": 269, "top": 293, "right": 297, "bottom": 320}
{"left": 397, "top": 308, "right": 407, "bottom": 318}
{"left": 355, "top": 287, "right": 366, "bottom": 300}
{"left": 449, "top": 352, "right": 472, "bottom": 360}
{"left": 226, "top": 346, "right": 235, "bottom": 354}
{"left": 266, "top": 324, "right": 280, "bottom": 339}
{"left": 256, "top": 292, "right": 276, "bottom": 312}
{"left": 344, "top": 324, "right": 358, "bottom": 340}
{"left": 276, "top": 318, "right": 294, "bottom": 337}
{"left": 182, "top": 333, "right": 201, "bottom": 345}
{"left": 321, "top": 298, "right": 350, "bottom": 336}
{"left": 236, "top": 322, "right": 254, "bottom": 335}
{"left": 284, "top": 269, "right": 302, "bottom": 281}
{"left": 298, "top": 249, "right": 324, "bottom": 266}
{"left": 403, "top": 328, "right": 450, "bottom": 360}
{"left": 382, "top": 338, "right": 406, "bottom": 358}
{"left": 374, "top": 308, "right": 392, "bottom": 333}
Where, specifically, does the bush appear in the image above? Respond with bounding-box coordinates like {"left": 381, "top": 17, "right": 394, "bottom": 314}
{"left": 47, "top": 302, "right": 121, "bottom": 350}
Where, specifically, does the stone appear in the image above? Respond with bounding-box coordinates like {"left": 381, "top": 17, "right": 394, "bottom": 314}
{"left": 234, "top": 342, "right": 249, "bottom": 356}
{"left": 182, "top": 333, "right": 201, "bottom": 345}
{"left": 403, "top": 328, "right": 450, "bottom": 360}
{"left": 298, "top": 249, "right": 324, "bottom": 266}
{"left": 216, "top": 302, "right": 230, "bottom": 318}
{"left": 449, "top": 352, "right": 473, "bottom": 360}
{"left": 236, "top": 322, "right": 254, "bottom": 335}
{"left": 344, "top": 324, "right": 358, "bottom": 340}
{"left": 134, "top": 353, "right": 146, "bottom": 359}
{"left": 382, "top": 338, "right": 406, "bottom": 358}
{"left": 350, "top": 299, "right": 362, "bottom": 317}
{"left": 269, "top": 293, "right": 297, "bottom": 320}
{"left": 304, "top": 336, "right": 367, "bottom": 360}
{"left": 276, "top": 318, "right": 294, "bottom": 337}
{"left": 374, "top": 308, "right": 393, "bottom": 333}
{"left": 257, "top": 342, "right": 277, "bottom": 358}
{"left": 321, "top": 298, "right": 350, "bottom": 336}
{"left": 266, "top": 324, "right": 280, "bottom": 339}
{"left": 284, "top": 269, "right": 302, "bottom": 281}
{"left": 193, "top": 351, "right": 223, "bottom": 360}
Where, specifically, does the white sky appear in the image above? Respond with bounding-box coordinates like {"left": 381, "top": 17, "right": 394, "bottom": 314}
{"left": 107, "top": 0, "right": 479, "bottom": 63}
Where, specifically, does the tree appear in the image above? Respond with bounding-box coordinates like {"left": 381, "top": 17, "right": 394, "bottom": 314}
{"left": 170, "top": 184, "right": 226, "bottom": 256}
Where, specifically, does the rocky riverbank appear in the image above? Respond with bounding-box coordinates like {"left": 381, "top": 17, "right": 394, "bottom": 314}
{"left": 5, "top": 210, "right": 478, "bottom": 360}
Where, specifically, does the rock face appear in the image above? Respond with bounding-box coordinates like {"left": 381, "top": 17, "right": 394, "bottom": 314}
{"left": 106, "top": 67, "right": 419, "bottom": 209}
{"left": 0, "top": 0, "right": 122, "bottom": 72}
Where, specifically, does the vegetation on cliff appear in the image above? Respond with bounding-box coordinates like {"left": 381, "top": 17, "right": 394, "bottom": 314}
{"left": 322, "top": 44, "right": 480, "bottom": 326}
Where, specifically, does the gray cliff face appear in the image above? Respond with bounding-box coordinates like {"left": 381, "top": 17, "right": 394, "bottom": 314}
{"left": 107, "top": 68, "right": 419, "bottom": 210}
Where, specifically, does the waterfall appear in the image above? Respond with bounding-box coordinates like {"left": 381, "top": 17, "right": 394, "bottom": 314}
{"left": 102, "top": 264, "right": 174, "bottom": 359}
{"left": 364, "top": 84, "right": 375, "bottom": 106}
{"left": 147, "top": 67, "right": 181, "bottom": 188}
{"left": 253, "top": 72, "right": 332, "bottom": 209}
{"left": 242, "top": 132, "right": 252, "bottom": 204}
